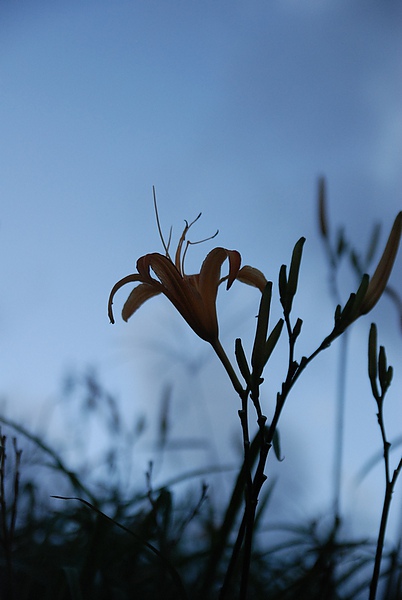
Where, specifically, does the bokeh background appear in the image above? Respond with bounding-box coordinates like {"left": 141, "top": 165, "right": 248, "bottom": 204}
{"left": 1, "top": 0, "right": 401, "bottom": 546}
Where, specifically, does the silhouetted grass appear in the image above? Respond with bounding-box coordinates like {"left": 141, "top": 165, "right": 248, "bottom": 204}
{"left": 0, "top": 377, "right": 401, "bottom": 600}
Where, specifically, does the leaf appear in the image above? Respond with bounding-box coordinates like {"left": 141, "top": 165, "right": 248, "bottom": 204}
{"left": 278, "top": 264, "right": 288, "bottom": 309}
{"left": 272, "top": 428, "right": 284, "bottom": 461}
{"left": 336, "top": 227, "right": 347, "bottom": 257}
{"left": 368, "top": 324, "right": 379, "bottom": 401}
{"left": 378, "top": 345, "right": 393, "bottom": 396}
{"left": 292, "top": 317, "right": 303, "bottom": 341}
{"left": 235, "top": 338, "right": 251, "bottom": 385}
{"left": 317, "top": 177, "right": 328, "bottom": 239}
{"left": 52, "top": 495, "right": 188, "bottom": 600}
{"left": 262, "top": 319, "right": 284, "bottom": 367}
{"left": 251, "top": 282, "right": 273, "bottom": 376}
{"left": 286, "top": 237, "right": 306, "bottom": 312}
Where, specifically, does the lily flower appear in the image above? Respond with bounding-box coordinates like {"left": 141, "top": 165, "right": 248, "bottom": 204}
{"left": 108, "top": 216, "right": 267, "bottom": 346}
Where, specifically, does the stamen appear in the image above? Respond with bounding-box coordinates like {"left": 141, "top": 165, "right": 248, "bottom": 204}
{"left": 175, "top": 222, "right": 190, "bottom": 271}
{"left": 181, "top": 227, "right": 219, "bottom": 274}
{"left": 153, "top": 186, "right": 172, "bottom": 259}
{"left": 153, "top": 189, "right": 219, "bottom": 275}
{"left": 165, "top": 226, "right": 172, "bottom": 256}
{"left": 188, "top": 213, "right": 202, "bottom": 229}
{"left": 189, "top": 229, "right": 219, "bottom": 246}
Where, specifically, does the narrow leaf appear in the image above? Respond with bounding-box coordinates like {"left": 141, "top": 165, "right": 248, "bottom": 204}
{"left": 272, "top": 428, "right": 283, "bottom": 461}
{"left": 368, "top": 324, "right": 380, "bottom": 401}
{"left": 263, "top": 319, "right": 284, "bottom": 367}
{"left": 318, "top": 177, "right": 328, "bottom": 239}
{"left": 286, "top": 237, "right": 306, "bottom": 311}
{"left": 378, "top": 345, "right": 392, "bottom": 396}
{"left": 336, "top": 227, "right": 347, "bottom": 257}
{"left": 278, "top": 264, "right": 288, "bottom": 309}
{"left": 292, "top": 317, "right": 303, "bottom": 341}
{"left": 251, "top": 282, "right": 273, "bottom": 375}
{"left": 235, "top": 338, "right": 251, "bottom": 385}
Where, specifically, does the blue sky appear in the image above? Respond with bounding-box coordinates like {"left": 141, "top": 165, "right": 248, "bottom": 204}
{"left": 1, "top": 0, "right": 401, "bottom": 543}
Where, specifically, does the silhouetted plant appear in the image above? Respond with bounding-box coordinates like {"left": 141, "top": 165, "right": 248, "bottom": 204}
{"left": 0, "top": 185, "right": 400, "bottom": 599}
{"left": 108, "top": 188, "right": 401, "bottom": 598}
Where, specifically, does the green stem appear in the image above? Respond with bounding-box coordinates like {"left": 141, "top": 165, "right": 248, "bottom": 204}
{"left": 212, "top": 339, "right": 245, "bottom": 399}
{"left": 212, "top": 323, "right": 346, "bottom": 598}
{"left": 333, "top": 330, "right": 348, "bottom": 518}
{"left": 369, "top": 481, "right": 392, "bottom": 600}
{"left": 212, "top": 338, "right": 255, "bottom": 600}
{"left": 369, "top": 457, "right": 402, "bottom": 600}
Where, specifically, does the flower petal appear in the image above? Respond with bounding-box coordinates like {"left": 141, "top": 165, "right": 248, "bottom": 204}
{"left": 199, "top": 248, "right": 241, "bottom": 294}
{"left": 138, "top": 253, "right": 213, "bottom": 340}
{"left": 122, "top": 283, "right": 162, "bottom": 322}
{"left": 236, "top": 265, "right": 268, "bottom": 292}
{"left": 195, "top": 248, "right": 241, "bottom": 342}
{"left": 108, "top": 274, "right": 146, "bottom": 324}
{"left": 138, "top": 253, "right": 202, "bottom": 319}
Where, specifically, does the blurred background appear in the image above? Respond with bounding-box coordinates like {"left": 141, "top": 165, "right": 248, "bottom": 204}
{"left": 0, "top": 0, "right": 401, "bottom": 547}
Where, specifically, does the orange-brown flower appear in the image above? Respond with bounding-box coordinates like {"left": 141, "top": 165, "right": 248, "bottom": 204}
{"left": 108, "top": 219, "right": 267, "bottom": 345}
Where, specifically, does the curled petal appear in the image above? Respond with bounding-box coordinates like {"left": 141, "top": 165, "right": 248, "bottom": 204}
{"left": 122, "top": 283, "right": 162, "bottom": 322}
{"left": 236, "top": 266, "right": 268, "bottom": 292}
{"left": 226, "top": 250, "right": 242, "bottom": 289}
{"left": 199, "top": 248, "right": 241, "bottom": 294}
{"left": 109, "top": 237, "right": 267, "bottom": 347}
{"left": 108, "top": 274, "right": 145, "bottom": 324}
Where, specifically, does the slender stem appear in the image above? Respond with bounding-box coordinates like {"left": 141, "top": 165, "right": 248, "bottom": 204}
{"left": 369, "top": 377, "right": 402, "bottom": 600}
{"left": 212, "top": 321, "right": 347, "bottom": 598}
{"left": 369, "top": 454, "right": 402, "bottom": 600}
{"left": 369, "top": 481, "right": 393, "bottom": 600}
{"left": 239, "top": 502, "right": 257, "bottom": 599}
{"left": 377, "top": 405, "right": 391, "bottom": 483}
{"left": 333, "top": 330, "right": 348, "bottom": 518}
{"left": 211, "top": 338, "right": 245, "bottom": 399}
{"left": 219, "top": 511, "right": 247, "bottom": 599}
{"left": 212, "top": 338, "right": 255, "bottom": 599}
{"left": 211, "top": 339, "right": 251, "bottom": 485}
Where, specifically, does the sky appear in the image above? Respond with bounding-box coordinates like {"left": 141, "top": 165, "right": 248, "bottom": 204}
{"left": 0, "top": 0, "right": 401, "bottom": 549}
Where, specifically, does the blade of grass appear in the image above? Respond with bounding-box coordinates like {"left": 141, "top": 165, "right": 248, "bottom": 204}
{"left": 52, "top": 495, "right": 188, "bottom": 600}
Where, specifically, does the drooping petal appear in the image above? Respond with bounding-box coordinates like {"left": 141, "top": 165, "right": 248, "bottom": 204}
{"left": 236, "top": 265, "right": 268, "bottom": 292}
{"left": 122, "top": 283, "right": 162, "bottom": 322}
{"left": 108, "top": 273, "right": 147, "bottom": 324}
